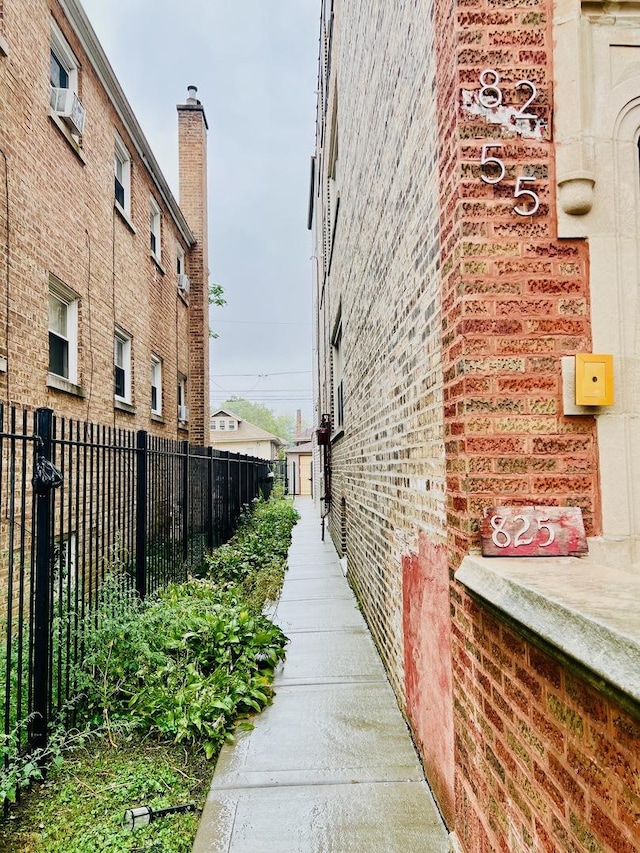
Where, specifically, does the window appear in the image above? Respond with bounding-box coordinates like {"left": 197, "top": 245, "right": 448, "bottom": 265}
{"left": 228, "top": 420, "right": 236, "bottom": 430}
{"left": 53, "top": 533, "right": 76, "bottom": 585}
{"left": 332, "top": 318, "right": 344, "bottom": 430}
{"left": 48, "top": 279, "right": 78, "bottom": 383}
{"left": 219, "top": 420, "right": 226, "bottom": 430}
{"left": 211, "top": 421, "right": 217, "bottom": 431}
{"left": 49, "top": 20, "right": 85, "bottom": 138}
{"left": 151, "top": 355, "right": 162, "bottom": 415}
{"left": 114, "top": 329, "right": 131, "bottom": 403}
{"left": 178, "top": 375, "right": 188, "bottom": 422}
{"left": 114, "top": 135, "right": 131, "bottom": 215}
{"left": 150, "top": 197, "right": 161, "bottom": 261}
{"left": 50, "top": 20, "right": 77, "bottom": 95}
{"left": 176, "top": 245, "right": 185, "bottom": 275}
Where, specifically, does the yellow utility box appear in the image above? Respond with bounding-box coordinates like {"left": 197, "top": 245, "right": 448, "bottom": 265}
{"left": 575, "top": 353, "right": 614, "bottom": 406}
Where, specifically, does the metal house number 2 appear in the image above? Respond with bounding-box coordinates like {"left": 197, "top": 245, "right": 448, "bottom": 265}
{"left": 477, "top": 69, "right": 540, "bottom": 217}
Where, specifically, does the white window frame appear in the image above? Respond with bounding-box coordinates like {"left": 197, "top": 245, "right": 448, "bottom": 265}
{"left": 50, "top": 20, "right": 78, "bottom": 96}
{"left": 53, "top": 532, "right": 77, "bottom": 584}
{"left": 114, "top": 134, "right": 131, "bottom": 217}
{"left": 177, "top": 375, "right": 188, "bottom": 422}
{"left": 332, "top": 318, "right": 344, "bottom": 430}
{"left": 114, "top": 328, "right": 132, "bottom": 404}
{"left": 150, "top": 197, "right": 161, "bottom": 262}
{"left": 176, "top": 244, "right": 185, "bottom": 276}
{"left": 151, "top": 355, "right": 162, "bottom": 415}
{"left": 48, "top": 277, "right": 78, "bottom": 384}
{"left": 228, "top": 420, "right": 236, "bottom": 430}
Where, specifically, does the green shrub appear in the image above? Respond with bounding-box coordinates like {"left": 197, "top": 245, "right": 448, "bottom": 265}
{"left": 79, "top": 580, "right": 287, "bottom": 760}
{"left": 205, "top": 497, "right": 299, "bottom": 607}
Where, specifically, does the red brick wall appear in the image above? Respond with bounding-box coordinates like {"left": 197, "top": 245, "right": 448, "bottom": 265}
{"left": 435, "top": 0, "right": 607, "bottom": 848}
{"left": 178, "top": 101, "right": 210, "bottom": 446}
{"left": 452, "top": 590, "right": 640, "bottom": 852}
{"left": 439, "top": 0, "right": 598, "bottom": 570}
{"left": 403, "top": 536, "right": 455, "bottom": 826}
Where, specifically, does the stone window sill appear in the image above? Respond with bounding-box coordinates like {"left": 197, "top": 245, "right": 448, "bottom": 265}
{"left": 115, "top": 202, "right": 136, "bottom": 233}
{"left": 49, "top": 111, "right": 87, "bottom": 165}
{"left": 47, "top": 374, "right": 85, "bottom": 397}
{"left": 455, "top": 554, "right": 640, "bottom": 716}
{"left": 114, "top": 399, "right": 135, "bottom": 415}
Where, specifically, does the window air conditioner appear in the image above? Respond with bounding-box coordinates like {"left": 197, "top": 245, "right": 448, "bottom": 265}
{"left": 50, "top": 87, "right": 86, "bottom": 136}
{"left": 177, "top": 273, "right": 190, "bottom": 295}
{"left": 178, "top": 405, "right": 189, "bottom": 422}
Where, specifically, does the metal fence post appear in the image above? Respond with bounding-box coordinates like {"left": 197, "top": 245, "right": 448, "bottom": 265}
{"left": 32, "top": 407, "right": 53, "bottom": 749}
{"left": 182, "top": 441, "right": 190, "bottom": 562}
{"left": 206, "top": 447, "right": 214, "bottom": 551}
{"left": 135, "top": 430, "right": 148, "bottom": 599}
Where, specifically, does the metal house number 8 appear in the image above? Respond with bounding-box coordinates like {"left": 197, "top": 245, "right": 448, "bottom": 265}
{"left": 477, "top": 69, "right": 540, "bottom": 217}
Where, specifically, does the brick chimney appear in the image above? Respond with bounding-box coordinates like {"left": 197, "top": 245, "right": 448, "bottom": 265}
{"left": 178, "top": 85, "right": 210, "bottom": 445}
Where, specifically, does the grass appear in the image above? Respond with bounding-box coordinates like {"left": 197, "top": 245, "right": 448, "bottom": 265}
{"left": 0, "top": 494, "right": 299, "bottom": 852}
{"left": 0, "top": 737, "right": 210, "bottom": 852}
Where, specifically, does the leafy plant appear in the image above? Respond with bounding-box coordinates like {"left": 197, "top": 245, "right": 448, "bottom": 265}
{"left": 79, "top": 578, "right": 287, "bottom": 760}
{"left": 204, "top": 496, "right": 299, "bottom": 603}
{"left": 1, "top": 494, "right": 299, "bottom": 850}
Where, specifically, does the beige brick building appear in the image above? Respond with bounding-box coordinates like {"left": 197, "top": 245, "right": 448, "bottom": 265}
{"left": 0, "top": 0, "right": 210, "bottom": 443}
{"left": 313, "top": 1, "right": 640, "bottom": 850}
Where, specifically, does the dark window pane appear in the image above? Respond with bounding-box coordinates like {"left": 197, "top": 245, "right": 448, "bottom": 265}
{"left": 151, "top": 385, "right": 157, "bottom": 411}
{"left": 115, "top": 176, "right": 125, "bottom": 208}
{"left": 150, "top": 231, "right": 156, "bottom": 255}
{"left": 50, "top": 51, "right": 69, "bottom": 90}
{"left": 49, "top": 332, "right": 68, "bottom": 378}
{"left": 115, "top": 365, "right": 125, "bottom": 398}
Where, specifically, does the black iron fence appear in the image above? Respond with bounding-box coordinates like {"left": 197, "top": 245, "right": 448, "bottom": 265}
{"left": 0, "top": 405, "right": 272, "bottom": 757}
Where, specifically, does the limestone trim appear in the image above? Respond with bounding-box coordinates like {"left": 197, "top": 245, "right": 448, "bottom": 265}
{"left": 554, "top": 0, "right": 640, "bottom": 567}
{"left": 456, "top": 555, "right": 640, "bottom": 717}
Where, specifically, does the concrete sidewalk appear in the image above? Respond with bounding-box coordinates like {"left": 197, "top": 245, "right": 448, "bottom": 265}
{"left": 193, "top": 497, "right": 450, "bottom": 853}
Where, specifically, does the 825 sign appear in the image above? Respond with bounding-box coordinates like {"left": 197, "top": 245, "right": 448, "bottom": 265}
{"left": 480, "top": 506, "right": 588, "bottom": 557}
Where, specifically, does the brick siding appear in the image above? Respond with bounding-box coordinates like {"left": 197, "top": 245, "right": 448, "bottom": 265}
{"left": 0, "top": 0, "right": 207, "bottom": 437}
{"left": 311, "top": 0, "right": 632, "bottom": 848}
{"left": 453, "top": 590, "right": 640, "bottom": 852}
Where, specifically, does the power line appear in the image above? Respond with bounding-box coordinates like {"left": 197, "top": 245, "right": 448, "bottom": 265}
{"left": 214, "top": 320, "right": 311, "bottom": 326}
{"left": 212, "top": 371, "right": 312, "bottom": 378}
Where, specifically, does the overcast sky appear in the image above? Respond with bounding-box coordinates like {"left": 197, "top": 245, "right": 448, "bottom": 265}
{"left": 81, "top": 0, "right": 319, "bottom": 422}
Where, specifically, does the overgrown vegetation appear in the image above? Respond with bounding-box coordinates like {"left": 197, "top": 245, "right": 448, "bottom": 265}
{"left": 203, "top": 494, "right": 300, "bottom": 611}
{"left": 80, "top": 578, "right": 287, "bottom": 760}
{"left": 0, "top": 495, "right": 299, "bottom": 852}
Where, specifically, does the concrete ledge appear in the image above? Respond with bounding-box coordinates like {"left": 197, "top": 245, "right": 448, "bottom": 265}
{"left": 455, "top": 555, "right": 640, "bottom": 712}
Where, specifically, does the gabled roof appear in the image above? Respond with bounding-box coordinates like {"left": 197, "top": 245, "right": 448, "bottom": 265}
{"left": 212, "top": 407, "right": 241, "bottom": 420}
{"left": 210, "top": 410, "right": 286, "bottom": 446}
{"left": 286, "top": 441, "right": 313, "bottom": 454}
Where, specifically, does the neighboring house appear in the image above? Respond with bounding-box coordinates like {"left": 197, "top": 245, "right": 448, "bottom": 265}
{"left": 210, "top": 408, "right": 285, "bottom": 461}
{"left": 285, "top": 442, "right": 312, "bottom": 496}
{"left": 0, "top": 0, "right": 210, "bottom": 443}
{"left": 286, "top": 409, "right": 313, "bottom": 495}
{"left": 312, "top": 2, "right": 640, "bottom": 852}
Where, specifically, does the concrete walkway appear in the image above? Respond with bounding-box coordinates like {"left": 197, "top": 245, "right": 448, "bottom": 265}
{"left": 193, "top": 497, "right": 450, "bottom": 853}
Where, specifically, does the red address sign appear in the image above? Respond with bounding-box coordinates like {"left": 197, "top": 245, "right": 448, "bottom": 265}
{"left": 480, "top": 506, "right": 588, "bottom": 557}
